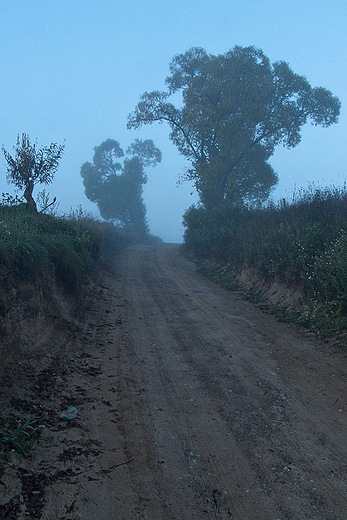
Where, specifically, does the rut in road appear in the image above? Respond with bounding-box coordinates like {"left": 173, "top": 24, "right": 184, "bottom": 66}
{"left": 109, "top": 244, "right": 347, "bottom": 519}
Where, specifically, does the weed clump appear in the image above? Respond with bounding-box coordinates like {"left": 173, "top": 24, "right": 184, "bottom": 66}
{"left": 0, "top": 415, "right": 44, "bottom": 466}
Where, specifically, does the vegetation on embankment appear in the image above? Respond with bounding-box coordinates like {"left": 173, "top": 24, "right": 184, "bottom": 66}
{"left": 183, "top": 185, "right": 347, "bottom": 339}
{"left": 0, "top": 205, "right": 109, "bottom": 289}
{"left": 0, "top": 204, "right": 154, "bottom": 291}
{"left": 0, "top": 203, "right": 161, "bottom": 360}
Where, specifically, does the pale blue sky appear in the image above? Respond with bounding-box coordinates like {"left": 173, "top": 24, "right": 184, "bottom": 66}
{"left": 0, "top": 0, "right": 346, "bottom": 241}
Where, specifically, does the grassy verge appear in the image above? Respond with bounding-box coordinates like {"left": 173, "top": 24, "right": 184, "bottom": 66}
{"left": 0, "top": 204, "right": 139, "bottom": 290}
{"left": 183, "top": 185, "right": 347, "bottom": 342}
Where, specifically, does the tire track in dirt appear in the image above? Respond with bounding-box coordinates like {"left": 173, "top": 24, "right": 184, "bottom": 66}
{"left": 115, "top": 247, "right": 271, "bottom": 519}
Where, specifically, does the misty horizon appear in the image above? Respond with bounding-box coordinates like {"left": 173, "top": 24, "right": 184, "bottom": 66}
{"left": 0, "top": 1, "right": 346, "bottom": 243}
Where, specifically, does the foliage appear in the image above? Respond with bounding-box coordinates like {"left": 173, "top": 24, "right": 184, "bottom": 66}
{"left": 36, "top": 189, "right": 60, "bottom": 215}
{"left": 310, "top": 231, "right": 347, "bottom": 314}
{"left": 2, "top": 134, "right": 64, "bottom": 211}
{"left": 0, "top": 205, "right": 88, "bottom": 288}
{"left": 1, "top": 192, "right": 24, "bottom": 206}
{"left": 183, "top": 185, "right": 347, "bottom": 324}
{"left": 0, "top": 415, "right": 44, "bottom": 459}
{"left": 80, "top": 138, "right": 161, "bottom": 234}
{"left": 0, "top": 203, "right": 129, "bottom": 288}
{"left": 128, "top": 46, "right": 340, "bottom": 211}
{"left": 126, "top": 138, "right": 162, "bottom": 167}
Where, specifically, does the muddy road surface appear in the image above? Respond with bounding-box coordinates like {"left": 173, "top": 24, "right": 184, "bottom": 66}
{"left": 2, "top": 244, "right": 347, "bottom": 519}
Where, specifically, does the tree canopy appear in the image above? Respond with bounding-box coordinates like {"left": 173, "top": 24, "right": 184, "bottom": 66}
{"left": 2, "top": 133, "right": 64, "bottom": 211}
{"left": 127, "top": 46, "right": 341, "bottom": 211}
{"left": 80, "top": 138, "right": 161, "bottom": 234}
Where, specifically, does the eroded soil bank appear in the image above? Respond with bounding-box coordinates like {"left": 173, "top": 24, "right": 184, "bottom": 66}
{"left": 1, "top": 244, "right": 347, "bottom": 519}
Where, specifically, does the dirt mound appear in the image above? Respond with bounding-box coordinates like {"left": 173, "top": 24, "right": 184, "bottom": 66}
{"left": 0, "top": 268, "right": 83, "bottom": 370}
{"left": 0, "top": 266, "right": 128, "bottom": 519}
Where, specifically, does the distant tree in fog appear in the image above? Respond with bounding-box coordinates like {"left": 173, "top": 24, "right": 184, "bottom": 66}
{"left": 80, "top": 138, "right": 161, "bottom": 234}
{"left": 2, "top": 133, "right": 64, "bottom": 211}
{"left": 128, "top": 46, "right": 341, "bottom": 212}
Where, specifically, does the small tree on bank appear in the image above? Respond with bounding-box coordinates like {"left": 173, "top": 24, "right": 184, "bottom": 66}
{"left": 2, "top": 133, "right": 64, "bottom": 211}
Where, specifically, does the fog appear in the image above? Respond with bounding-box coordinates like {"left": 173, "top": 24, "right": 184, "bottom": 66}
{"left": 1, "top": 1, "right": 346, "bottom": 243}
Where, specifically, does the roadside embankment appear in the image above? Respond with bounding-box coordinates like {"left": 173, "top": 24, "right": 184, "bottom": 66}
{"left": 183, "top": 186, "right": 347, "bottom": 343}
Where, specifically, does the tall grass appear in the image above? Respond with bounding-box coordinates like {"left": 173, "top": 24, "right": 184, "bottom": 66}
{"left": 0, "top": 204, "right": 125, "bottom": 289}
{"left": 183, "top": 185, "right": 347, "bottom": 322}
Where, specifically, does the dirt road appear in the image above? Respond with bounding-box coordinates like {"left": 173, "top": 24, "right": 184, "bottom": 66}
{"left": 2, "top": 244, "right": 347, "bottom": 519}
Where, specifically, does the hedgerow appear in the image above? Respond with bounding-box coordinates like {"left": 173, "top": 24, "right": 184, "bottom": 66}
{"left": 183, "top": 185, "right": 347, "bottom": 328}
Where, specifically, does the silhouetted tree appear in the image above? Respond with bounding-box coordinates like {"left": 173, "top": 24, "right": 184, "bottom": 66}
{"left": 2, "top": 133, "right": 64, "bottom": 211}
{"left": 128, "top": 46, "right": 341, "bottom": 212}
{"left": 80, "top": 138, "right": 161, "bottom": 234}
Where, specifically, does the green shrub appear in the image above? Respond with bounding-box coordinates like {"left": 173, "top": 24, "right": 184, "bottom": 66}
{"left": 309, "top": 231, "right": 347, "bottom": 315}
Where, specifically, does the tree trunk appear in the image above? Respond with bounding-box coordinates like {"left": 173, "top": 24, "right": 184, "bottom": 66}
{"left": 24, "top": 182, "right": 37, "bottom": 212}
